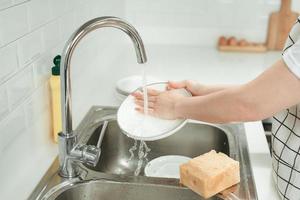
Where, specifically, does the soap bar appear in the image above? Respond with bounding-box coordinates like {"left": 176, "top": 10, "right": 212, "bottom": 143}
{"left": 180, "top": 150, "right": 240, "bottom": 199}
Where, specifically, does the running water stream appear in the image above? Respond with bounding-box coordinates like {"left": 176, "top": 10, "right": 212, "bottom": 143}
{"left": 127, "top": 140, "right": 151, "bottom": 176}
{"left": 142, "top": 65, "right": 148, "bottom": 115}
{"left": 134, "top": 141, "right": 151, "bottom": 176}
{"left": 127, "top": 65, "right": 151, "bottom": 176}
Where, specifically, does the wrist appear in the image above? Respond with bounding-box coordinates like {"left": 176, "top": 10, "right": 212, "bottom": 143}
{"left": 197, "top": 84, "right": 209, "bottom": 95}
{"left": 174, "top": 97, "right": 186, "bottom": 119}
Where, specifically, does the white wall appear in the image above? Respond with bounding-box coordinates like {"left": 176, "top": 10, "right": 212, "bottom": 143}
{"left": 0, "top": 0, "right": 125, "bottom": 199}
{"left": 125, "top": 0, "right": 300, "bottom": 46}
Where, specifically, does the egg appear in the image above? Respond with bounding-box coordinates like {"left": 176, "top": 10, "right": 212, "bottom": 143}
{"left": 238, "top": 39, "right": 249, "bottom": 46}
{"left": 228, "top": 37, "right": 238, "bottom": 46}
{"left": 218, "top": 36, "right": 227, "bottom": 46}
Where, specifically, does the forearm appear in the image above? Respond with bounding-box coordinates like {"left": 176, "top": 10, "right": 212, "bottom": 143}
{"left": 175, "top": 86, "right": 254, "bottom": 123}
{"left": 199, "top": 84, "right": 236, "bottom": 96}
{"left": 168, "top": 80, "right": 235, "bottom": 96}
{"left": 175, "top": 59, "right": 300, "bottom": 123}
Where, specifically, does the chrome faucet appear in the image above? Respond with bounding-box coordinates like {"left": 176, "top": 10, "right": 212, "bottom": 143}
{"left": 58, "top": 16, "right": 147, "bottom": 178}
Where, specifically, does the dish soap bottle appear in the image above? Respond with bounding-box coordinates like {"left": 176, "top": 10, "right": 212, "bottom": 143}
{"left": 50, "top": 55, "right": 62, "bottom": 143}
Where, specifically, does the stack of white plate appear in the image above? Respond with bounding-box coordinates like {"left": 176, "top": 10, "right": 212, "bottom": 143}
{"left": 144, "top": 155, "right": 191, "bottom": 179}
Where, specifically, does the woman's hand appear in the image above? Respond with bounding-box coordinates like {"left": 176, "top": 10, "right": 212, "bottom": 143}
{"left": 167, "top": 80, "right": 233, "bottom": 96}
{"left": 131, "top": 80, "right": 233, "bottom": 120}
{"left": 166, "top": 80, "right": 204, "bottom": 96}
{"left": 132, "top": 89, "right": 186, "bottom": 120}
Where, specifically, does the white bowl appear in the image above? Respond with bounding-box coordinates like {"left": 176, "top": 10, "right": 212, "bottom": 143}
{"left": 144, "top": 155, "right": 191, "bottom": 178}
{"left": 117, "top": 82, "right": 191, "bottom": 141}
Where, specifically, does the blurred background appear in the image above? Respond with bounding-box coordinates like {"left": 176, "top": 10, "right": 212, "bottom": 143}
{"left": 0, "top": 0, "right": 299, "bottom": 198}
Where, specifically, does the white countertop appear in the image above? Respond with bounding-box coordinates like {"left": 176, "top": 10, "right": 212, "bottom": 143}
{"left": 5, "top": 45, "right": 282, "bottom": 199}
{"left": 244, "top": 122, "right": 280, "bottom": 200}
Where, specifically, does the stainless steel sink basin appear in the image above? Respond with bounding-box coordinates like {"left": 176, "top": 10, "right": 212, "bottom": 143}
{"left": 47, "top": 180, "right": 201, "bottom": 200}
{"left": 28, "top": 106, "right": 257, "bottom": 200}
{"left": 86, "top": 121, "right": 230, "bottom": 176}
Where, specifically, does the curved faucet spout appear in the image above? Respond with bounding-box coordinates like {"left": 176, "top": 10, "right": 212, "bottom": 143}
{"left": 61, "top": 16, "right": 147, "bottom": 136}
{"left": 58, "top": 16, "right": 147, "bottom": 178}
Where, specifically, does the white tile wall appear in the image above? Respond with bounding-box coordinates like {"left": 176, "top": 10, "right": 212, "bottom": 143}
{"left": 124, "top": 0, "right": 300, "bottom": 45}
{"left": 0, "top": 0, "right": 125, "bottom": 199}
{"left": 0, "top": 0, "right": 28, "bottom": 11}
{"left": 27, "top": 0, "right": 52, "bottom": 30}
{"left": 0, "top": 0, "right": 12, "bottom": 10}
{"left": 42, "top": 20, "right": 62, "bottom": 51}
{"left": 0, "top": 42, "right": 18, "bottom": 83}
{"left": 6, "top": 65, "right": 35, "bottom": 108}
{"left": 33, "top": 54, "right": 51, "bottom": 86}
{"left": 24, "top": 82, "right": 50, "bottom": 129}
{"left": 0, "top": 106, "right": 26, "bottom": 155}
{"left": 0, "top": 3, "right": 28, "bottom": 46}
{"left": 51, "top": 0, "right": 68, "bottom": 18}
{"left": 0, "top": 85, "right": 9, "bottom": 120}
{"left": 14, "top": 0, "right": 28, "bottom": 4}
{"left": 59, "top": 11, "right": 75, "bottom": 41}
{"left": 17, "top": 29, "right": 44, "bottom": 68}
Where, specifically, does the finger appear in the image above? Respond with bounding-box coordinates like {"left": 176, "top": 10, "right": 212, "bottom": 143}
{"left": 133, "top": 90, "right": 159, "bottom": 99}
{"left": 168, "top": 80, "right": 187, "bottom": 89}
{"left": 131, "top": 91, "right": 138, "bottom": 96}
{"left": 148, "top": 96, "right": 157, "bottom": 102}
{"left": 135, "top": 100, "right": 155, "bottom": 108}
{"left": 135, "top": 107, "right": 155, "bottom": 115}
{"left": 132, "top": 91, "right": 143, "bottom": 98}
{"left": 135, "top": 107, "right": 143, "bottom": 113}
{"left": 166, "top": 83, "right": 173, "bottom": 90}
{"left": 147, "top": 89, "right": 160, "bottom": 96}
{"left": 134, "top": 100, "right": 144, "bottom": 107}
{"left": 134, "top": 94, "right": 157, "bottom": 102}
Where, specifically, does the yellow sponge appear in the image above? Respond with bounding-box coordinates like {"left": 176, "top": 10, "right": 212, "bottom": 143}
{"left": 180, "top": 150, "right": 240, "bottom": 199}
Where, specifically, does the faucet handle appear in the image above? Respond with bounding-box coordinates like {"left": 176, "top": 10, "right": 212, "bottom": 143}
{"left": 82, "top": 145, "right": 101, "bottom": 167}
{"left": 71, "top": 144, "right": 101, "bottom": 167}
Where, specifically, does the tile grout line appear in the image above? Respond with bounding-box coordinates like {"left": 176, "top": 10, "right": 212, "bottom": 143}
{"left": 0, "top": 0, "right": 30, "bottom": 12}
{"left": 0, "top": 79, "right": 50, "bottom": 125}
{"left": 0, "top": 6, "right": 74, "bottom": 50}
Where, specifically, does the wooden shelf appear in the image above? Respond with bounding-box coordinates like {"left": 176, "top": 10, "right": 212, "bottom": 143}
{"left": 218, "top": 44, "right": 267, "bottom": 53}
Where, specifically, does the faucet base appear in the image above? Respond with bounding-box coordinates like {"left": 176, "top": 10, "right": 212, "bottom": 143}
{"left": 58, "top": 132, "right": 80, "bottom": 178}
{"left": 58, "top": 167, "right": 80, "bottom": 178}
{"left": 57, "top": 132, "right": 101, "bottom": 178}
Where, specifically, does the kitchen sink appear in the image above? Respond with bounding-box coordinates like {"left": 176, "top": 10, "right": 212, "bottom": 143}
{"left": 86, "top": 121, "right": 230, "bottom": 176}
{"left": 28, "top": 106, "right": 257, "bottom": 200}
{"left": 46, "top": 180, "right": 200, "bottom": 200}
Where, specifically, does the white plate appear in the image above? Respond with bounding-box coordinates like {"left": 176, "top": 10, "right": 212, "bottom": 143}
{"left": 116, "top": 75, "right": 158, "bottom": 96}
{"left": 144, "top": 155, "right": 191, "bottom": 179}
{"left": 117, "top": 82, "right": 191, "bottom": 141}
